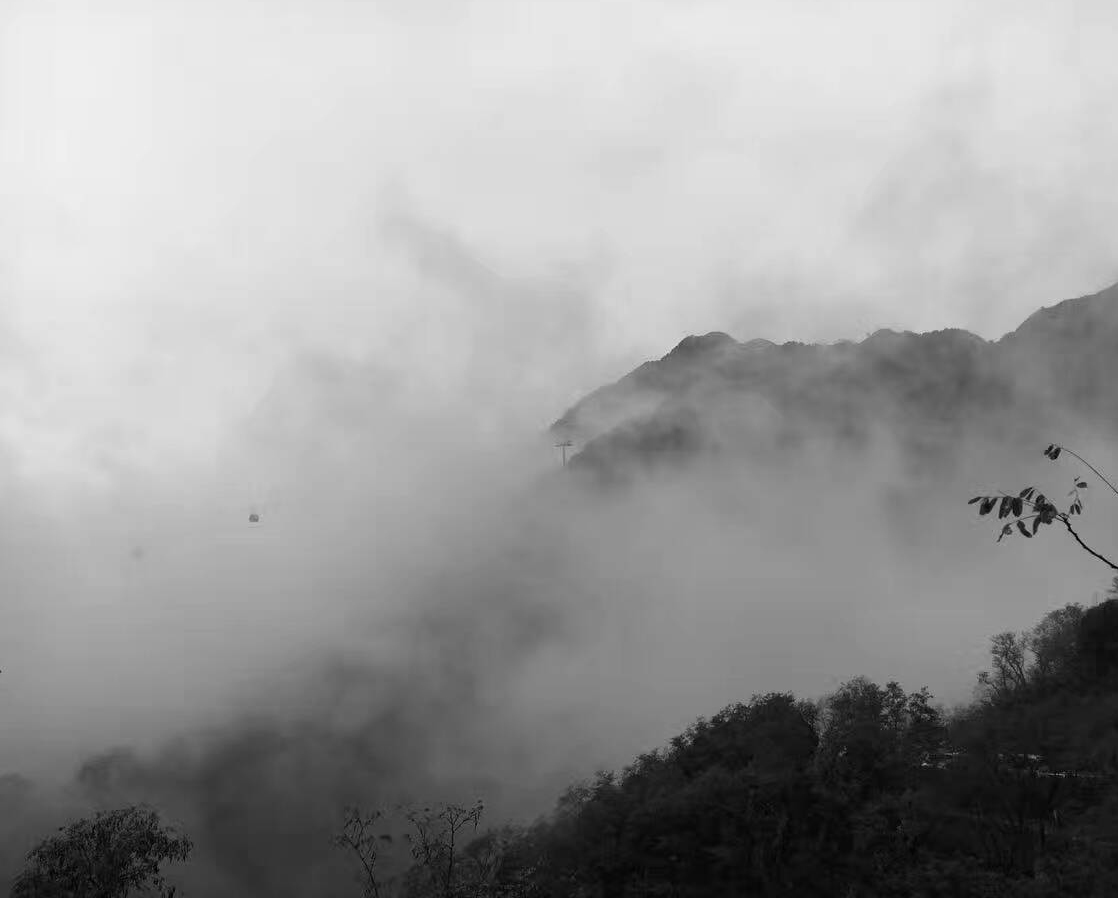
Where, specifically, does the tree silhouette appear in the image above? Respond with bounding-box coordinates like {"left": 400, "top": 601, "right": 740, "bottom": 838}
{"left": 402, "top": 801, "right": 485, "bottom": 898}
{"left": 332, "top": 806, "right": 393, "bottom": 898}
{"left": 10, "top": 806, "right": 192, "bottom": 898}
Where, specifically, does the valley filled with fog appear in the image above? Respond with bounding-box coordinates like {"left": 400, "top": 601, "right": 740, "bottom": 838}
{"left": 3, "top": 1, "right": 1118, "bottom": 894}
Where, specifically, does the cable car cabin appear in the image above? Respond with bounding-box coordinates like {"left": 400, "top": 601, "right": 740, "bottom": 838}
{"left": 248, "top": 513, "right": 260, "bottom": 524}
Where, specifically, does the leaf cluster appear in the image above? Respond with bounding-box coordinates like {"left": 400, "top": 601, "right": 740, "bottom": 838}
{"left": 968, "top": 444, "right": 1089, "bottom": 543}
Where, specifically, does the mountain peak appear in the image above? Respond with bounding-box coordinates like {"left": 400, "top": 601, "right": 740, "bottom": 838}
{"left": 550, "top": 282, "right": 1118, "bottom": 467}
{"left": 665, "top": 332, "right": 739, "bottom": 359}
{"left": 1005, "top": 280, "right": 1118, "bottom": 343}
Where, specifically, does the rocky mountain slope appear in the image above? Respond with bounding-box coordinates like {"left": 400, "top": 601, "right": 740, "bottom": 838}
{"left": 551, "top": 282, "right": 1118, "bottom": 477}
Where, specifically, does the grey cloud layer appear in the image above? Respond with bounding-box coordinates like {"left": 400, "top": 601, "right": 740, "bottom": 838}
{"left": 2, "top": 0, "right": 1117, "bottom": 488}
{"left": 0, "top": 1, "right": 1115, "bottom": 893}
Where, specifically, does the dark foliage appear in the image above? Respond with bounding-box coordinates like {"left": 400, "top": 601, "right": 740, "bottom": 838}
{"left": 433, "top": 598, "right": 1118, "bottom": 898}
{"left": 969, "top": 444, "right": 1118, "bottom": 571}
{"left": 10, "top": 806, "right": 192, "bottom": 898}
{"left": 17, "top": 598, "right": 1118, "bottom": 897}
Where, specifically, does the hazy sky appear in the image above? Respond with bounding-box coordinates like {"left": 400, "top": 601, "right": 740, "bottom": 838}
{"left": 2, "top": 0, "right": 1118, "bottom": 490}
{"left": 2, "top": 7, "right": 1118, "bottom": 886}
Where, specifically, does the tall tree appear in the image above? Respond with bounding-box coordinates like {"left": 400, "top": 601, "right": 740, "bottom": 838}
{"left": 10, "top": 806, "right": 192, "bottom": 898}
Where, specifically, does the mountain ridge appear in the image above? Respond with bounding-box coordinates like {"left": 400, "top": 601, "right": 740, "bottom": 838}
{"left": 551, "top": 281, "right": 1118, "bottom": 475}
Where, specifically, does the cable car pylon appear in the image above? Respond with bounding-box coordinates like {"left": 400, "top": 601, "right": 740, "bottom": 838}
{"left": 555, "top": 439, "right": 573, "bottom": 467}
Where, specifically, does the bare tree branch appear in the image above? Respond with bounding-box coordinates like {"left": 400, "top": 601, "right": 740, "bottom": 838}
{"left": 1059, "top": 516, "right": 1118, "bottom": 572}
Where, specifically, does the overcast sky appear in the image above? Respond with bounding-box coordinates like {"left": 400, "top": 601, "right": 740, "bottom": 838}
{"left": 3, "top": 8, "right": 1118, "bottom": 855}
{"left": 2, "top": 0, "right": 1118, "bottom": 491}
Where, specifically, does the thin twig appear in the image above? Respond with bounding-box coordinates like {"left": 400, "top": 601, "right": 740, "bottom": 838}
{"left": 1058, "top": 447, "right": 1118, "bottom": 500}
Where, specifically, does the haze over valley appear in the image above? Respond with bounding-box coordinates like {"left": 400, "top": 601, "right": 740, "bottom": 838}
{"left": 3, "top": 2, "right": 1118, "bottom": 894}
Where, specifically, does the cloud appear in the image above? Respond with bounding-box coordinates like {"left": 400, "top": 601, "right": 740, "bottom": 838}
{"left": 1, "top": 0, "right": 1117, "bottom": 892}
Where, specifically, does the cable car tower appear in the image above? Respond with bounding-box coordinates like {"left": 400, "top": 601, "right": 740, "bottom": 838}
{"left": 555, "top": 439, "right": 573, "bottom": 467}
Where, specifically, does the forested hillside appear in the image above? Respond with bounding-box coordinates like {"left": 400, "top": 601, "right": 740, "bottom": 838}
{"left": 14, "top": 584, "right": 1118, "bottom": 897}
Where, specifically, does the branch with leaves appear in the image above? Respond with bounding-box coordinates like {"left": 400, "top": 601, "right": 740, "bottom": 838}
{"left": 968, "top": 444, "right": 1118, "bottom": 572}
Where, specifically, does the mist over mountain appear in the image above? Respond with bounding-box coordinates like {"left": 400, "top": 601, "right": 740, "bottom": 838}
{"left": 553, "top": 282, "right": 1118, "bottom": 480}
{"left": 4, "top": 281, "right": 1117, "bottom": 898}
{"left": 8, "top": 0, "right": 1118, "bottom": 892}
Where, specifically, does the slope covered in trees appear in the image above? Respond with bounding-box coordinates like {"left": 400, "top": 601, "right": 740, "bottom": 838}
{"left": 16, "top": 585, "right": 1118, "bottom": 897}
{"left": 445, "top": 583, "right": 1118, "bottom": 897}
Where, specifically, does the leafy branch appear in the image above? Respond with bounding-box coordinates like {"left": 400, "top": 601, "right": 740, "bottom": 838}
{"left": 968, "top": 444, "right": 1118, "bottom": 572}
